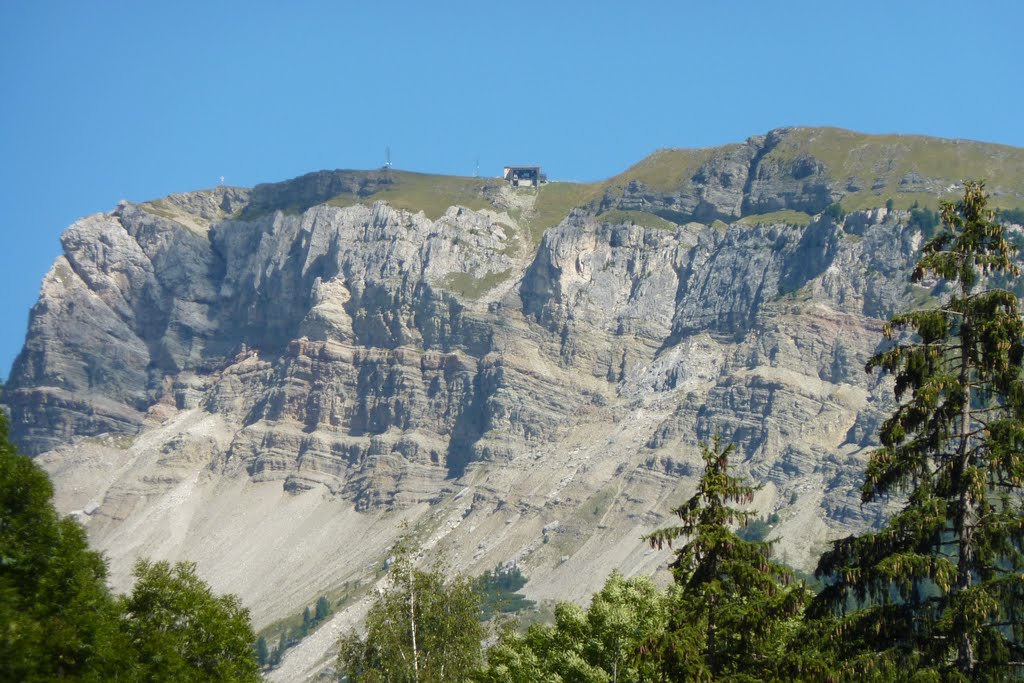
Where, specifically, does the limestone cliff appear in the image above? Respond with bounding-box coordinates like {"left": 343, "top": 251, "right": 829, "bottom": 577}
{"left": 6, "top": 126, "right": 1024, "bottom": 679}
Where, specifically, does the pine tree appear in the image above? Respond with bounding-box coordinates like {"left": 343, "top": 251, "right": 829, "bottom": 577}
{"left": 644, "top": 435, "right": 808, "bottom": 681}
{"left": 271, "top": 631, "right": 286, "bottom": 667}
{"left": 812, "top": 182, "right": 1024, "bottom": 680}
{"left": 256, "top": 636, "right": 269, "bottom": 668}
{"left": 315, "top": 595, "right": 332, "bottom": 622}
{"left": 302, "top": 606, "right": 312, "bottom": 637}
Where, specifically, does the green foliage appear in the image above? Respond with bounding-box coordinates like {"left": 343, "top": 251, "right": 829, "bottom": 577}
{"left": 478, "top": 572, "right": 669, "bottom": 683}
{"left": 121, "top": 559, "right": 261, "bottom": 682}
{"left": 765, "top": 127, "right": 1024, "bottom": 208}
{"left": 997, "top": 207, "right": 1024, "bottom": 225}
{"left": 326, "top": 171, "right": 504, "bottom": 220}
{"left": 594, "top": 209, "right": 678, "bottom": 231}
{"left": 525, "top": 182, "right": 600, "bottom": 243}
{"left": 644, "top": 435, "right": 810, "bottom": 681}
{"left": 736, "top": 209, "right": 813, "bottom": 226}
{"left": 337, "top": 556, "right": 485, "bottom": 682}
{"left": 302, "top": 606, "right": 312, "bottom": 637}
{"left": 909, "top": 200, "right": 941, "bottom": 238}
{"left": 823, "top": 202, "right": 846, "bottom": 222}
{"left": 0, "top": 412, "right": 125, "bottom": 682}
{"left": 262, "top": 593, "right": 334, "bottom": 669}
{"left": 256, "top": 635, "right": 269, "bottom": 668}
{"left": 736, "top": 512, "right": 781, "bottom": 543}
{"left": 0, "top": 411, "right": 260, "bottom": 681}
{"left": 812, "top": 182, "right": 1024, "bottom": 680}
{"left": 474, "top": 565, "right": 535, "bottom": 619}
{"left": 441, "top": 268, "right": 513, "bottom": 299}
{"left": 316, "top": 595, "right": 332, "bottom": 622}
{"left": 272, "top": 631, "right": 286, "bottom": 667}
{"left": 605, "top": 144, "right": 747, "bottom": 196}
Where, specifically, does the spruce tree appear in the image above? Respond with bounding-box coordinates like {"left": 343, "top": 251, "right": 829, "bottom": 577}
{"left": 812, "top": 182, "right": 1024, "bottom": 680}
{"left": 302, "top": 606, "right": 312, "bottom": 637}
{"left": 315, "top": 595, "right": 332, "bottom": 622}
{"left": 644, "top": 435, "right": 808, "bottom": 681}
{"left": 256, "top": 636, "right": 269, "bottom": 668}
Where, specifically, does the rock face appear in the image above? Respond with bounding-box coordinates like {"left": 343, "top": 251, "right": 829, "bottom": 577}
{"left": 6, "top": 126, "right": 1023, "bottom": 677}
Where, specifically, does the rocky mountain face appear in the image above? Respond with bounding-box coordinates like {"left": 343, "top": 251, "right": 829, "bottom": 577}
{"left": 6, "top": 126, "right": 1023, "bottom": 679}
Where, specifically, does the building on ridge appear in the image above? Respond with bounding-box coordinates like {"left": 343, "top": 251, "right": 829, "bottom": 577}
{"left": 503, "top": 166, "right": 546, "bottom": 188}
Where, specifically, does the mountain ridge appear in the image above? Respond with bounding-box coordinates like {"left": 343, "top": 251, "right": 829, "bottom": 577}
{"left": 185, "top": 126, "right": 1024, "bottom": 229}
{"left": 4, "top": 125, "right": 1022, "bottom": 679}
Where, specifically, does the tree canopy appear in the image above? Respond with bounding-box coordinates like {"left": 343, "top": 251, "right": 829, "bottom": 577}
{"left": 0, "top": 411, "right": 260, "bottom": 681}
{"left": 644, "top": 435, "right": 809, "bottom": 681}
{"left": 337, "top": 554, "right": 485, "bottom": 683}
{"left": 812, "top": 181, "right": 1024, "bottom": 680}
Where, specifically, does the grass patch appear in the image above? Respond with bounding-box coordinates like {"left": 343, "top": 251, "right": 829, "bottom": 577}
{"left": 327, "top": 171, "right": 505, "bottom": 220}
{"left": 908, "top": 284, "right": 937, "bottom": 310}
{"left": 736, "top": 209, "right": 812, "bottom": 226}
{"left": 442, "top": 268, "right": 513, "bottom": 299}
{"left": 574, "top": 487, "right": 617, "bottom": 522}
{"left": 595, "top": 209, "right": 678, "bottom": 231}
{"left": 140, "top": 199, "right": 179, "bottom": 221}
{"left": 606, "top": 146, "right": 742, "bottom": 193}
{"left": 839, "top": 191, "right": 941, "bottom": 213}
{"left": 258, "top": 584, "right": 359, "bottom": 656}
{"left": 767, "top": 127, "right": 1024, "bottom": 208}
{"left": 522, "top": 182, "right": 600, "bottom": 244}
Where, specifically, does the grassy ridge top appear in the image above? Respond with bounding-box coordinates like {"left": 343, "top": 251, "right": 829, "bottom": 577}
{"left": 771, "top": 127, "right": 1024, "bottom": 209}
{"left": 326, "top": 171, "right": 505, "bottom": 220}
{"left": 609, "top": 145, "right": 744, "bottom": 194}
{"left": 239, "top": 127, "right": 1024, "bottom": 239}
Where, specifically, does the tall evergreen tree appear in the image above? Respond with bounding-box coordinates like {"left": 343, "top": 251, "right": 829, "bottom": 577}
{"left": 812, "top": 182, "right": 1024, "bottom": 680}
{"left": 256, "top": 635, "right": 269, "bottom": 668}
{"left": 644, "top": 435, "right": 808, "bottom": 681}
{"left": 316, "top": 595, "right": 332, "bottom": 622}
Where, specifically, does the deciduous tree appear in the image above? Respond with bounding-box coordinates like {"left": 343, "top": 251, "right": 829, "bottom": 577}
{"left": 337, "top": 555, "right": 484, "bottom": 682}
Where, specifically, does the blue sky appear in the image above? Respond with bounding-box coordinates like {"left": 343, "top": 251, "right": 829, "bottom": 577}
{"left": 1, "top": 0, "right": 1022, "bottom": 377}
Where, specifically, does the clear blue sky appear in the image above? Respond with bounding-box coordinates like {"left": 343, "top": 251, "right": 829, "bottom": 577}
{"left": 1, "top": 0, "right": 1022, "bottom": 378}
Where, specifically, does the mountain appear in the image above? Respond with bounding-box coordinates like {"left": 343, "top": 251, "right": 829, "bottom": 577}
{"left": 5, "top": 126, "right": 1024, "bottom": 678}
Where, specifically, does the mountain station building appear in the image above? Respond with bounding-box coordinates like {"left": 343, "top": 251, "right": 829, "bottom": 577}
{"left": 503, "top": 166, "right": 546, "bottom": 187}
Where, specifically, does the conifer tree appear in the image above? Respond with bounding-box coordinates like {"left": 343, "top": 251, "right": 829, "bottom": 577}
{"left": 644, "top": 435, "right": 808, "bottom": 681}
{"left": 812, "top": 182, "right": 1024, "bottom": 680}
{"left": 256, "top": 636, "right": 269, "bottom": 668}
{"left": 316, "top": 595, "right": 332, "bottom": 622}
